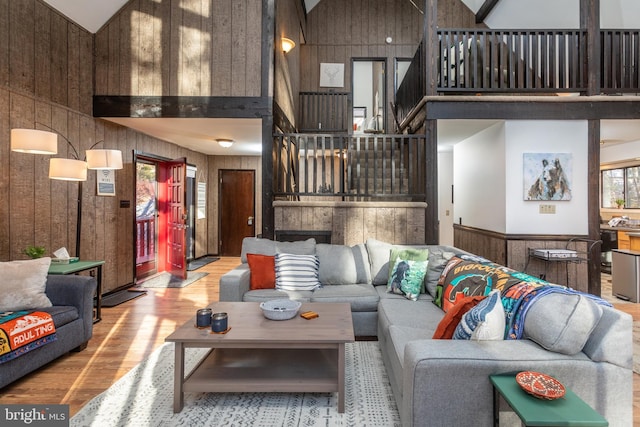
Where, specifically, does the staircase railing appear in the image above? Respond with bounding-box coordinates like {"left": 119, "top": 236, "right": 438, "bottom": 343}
{"left": 273, "top": 133, "right": 427, "bottom": 201}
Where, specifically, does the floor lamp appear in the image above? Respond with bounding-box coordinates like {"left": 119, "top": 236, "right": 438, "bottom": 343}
{"left": 11, "top": 127, "right": 123, "bottom": 258}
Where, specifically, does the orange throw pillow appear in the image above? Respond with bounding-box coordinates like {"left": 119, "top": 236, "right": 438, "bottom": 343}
{"left": 246, "top": 253, "right": 276, "bottom": 290}
{"left": 432, "top": 295, "right": 486, "bottom": 339}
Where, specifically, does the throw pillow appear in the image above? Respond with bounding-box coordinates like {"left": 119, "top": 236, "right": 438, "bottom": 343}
{"left": 0, "top": 257, "right": 53, "bottom": 312}
{"left": 523, "top": 292, "right": 603, "bottom": 355}
{"left": 274, "top": 253, "right": 321, "bottom": 291}
{"left": 432, "top": 295, "right": 485, "bottom": 339}
{"left": 246, "top": 253, "right": 276, "bottom": 290}
{"left": 434, "top": 255, "right": 525, "bottom": 312}
{"left": 453, "top": 290, "right": 505, "bottom": 340}
{"left": 316, "top": 244, "right": 357, "bottom": 284}
{"left": 386, "top": 248, "right": 430, "bottom": 301}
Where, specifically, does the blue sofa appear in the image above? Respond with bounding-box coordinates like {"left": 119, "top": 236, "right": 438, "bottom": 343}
{"left": 0, "top": 274, "right": 96, "bottom": 388}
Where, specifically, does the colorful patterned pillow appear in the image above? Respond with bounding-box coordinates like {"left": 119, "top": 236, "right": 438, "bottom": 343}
{"left": 434, "top": 255, "right": 530, "bottom": 312}
{"left": 386, "top": 248, "right": 430, "bottom": 301}
{"left": 453, "top": 290, "right": 505, "bottom": 340}
{"left": 274, "top": 253, "right": 321, "bottom": 291}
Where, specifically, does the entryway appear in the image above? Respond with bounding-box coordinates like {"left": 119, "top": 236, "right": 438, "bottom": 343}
{"left": 135, "top": 154, "right": 195, "bottom": 282}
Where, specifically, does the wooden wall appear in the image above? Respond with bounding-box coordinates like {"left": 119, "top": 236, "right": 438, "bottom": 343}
{"left": 274, "top": 201, "right": 427, "bottom": 246}
{"left": 0, "top": 0, "right": 93, "bottom": 115}
{"left": 300, "top": 0, "right": 482, "bottom": 131}
{"left": 94, "top": 0, "right": 262, "bottom": 97}
{"left": 454, "top": 225, "right": 592, "bottom": 294}
{"left": 207, "top": 155, "right": 262, "bottom": 255}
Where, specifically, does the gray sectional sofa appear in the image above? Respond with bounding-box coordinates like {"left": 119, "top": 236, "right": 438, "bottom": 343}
{"left": 220, "top": 237, "right": 633, "bottom": 426}
{"left": 0, "top": 275, "right": 96, "bottom": 389}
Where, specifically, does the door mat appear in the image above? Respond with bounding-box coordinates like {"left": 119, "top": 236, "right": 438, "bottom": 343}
{"left": 101, "top": 289, "right": 147, "bottom": 308}
{"left": 139, "top": 271, "right": 208, "bottom": 288}
{"left": 187, "top": 256, "right": 220, "bottom": 271}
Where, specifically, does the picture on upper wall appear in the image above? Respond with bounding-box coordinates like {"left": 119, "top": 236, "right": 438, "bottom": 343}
{"left": 523, "top": 153, "right": 572, "bottom": 201}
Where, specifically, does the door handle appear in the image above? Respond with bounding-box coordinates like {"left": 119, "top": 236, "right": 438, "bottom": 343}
{"left": 248, "top": 216, "right": 254, "bottom": 226}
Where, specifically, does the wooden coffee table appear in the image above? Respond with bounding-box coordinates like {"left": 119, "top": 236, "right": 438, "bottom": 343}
{"left": 165, "top": 302, "right": 355, "bottom": 413}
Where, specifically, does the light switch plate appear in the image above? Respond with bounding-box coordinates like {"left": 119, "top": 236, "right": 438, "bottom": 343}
{"left": 539, "top": 204, "right": 556, "bottom": 214}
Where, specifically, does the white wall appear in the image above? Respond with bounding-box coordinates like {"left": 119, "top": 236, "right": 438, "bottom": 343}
{"left": 438, "top": 151, "right": 454, "bottom": 245}
{"left": 453, "top": 120, "right": 589, "bottom": 236}
{"left": 504, "top": 121, "right": 589, "bottom": 235}
{"left": 454, "top": 122, "right": 507, "bottom": 232}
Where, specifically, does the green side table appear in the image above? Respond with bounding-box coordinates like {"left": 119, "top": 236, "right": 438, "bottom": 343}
{"left": 490, "top": 373, "right": 608, "bottom": 426}
{"left": 48, "top": 260, "right": 105, "bottom": 323}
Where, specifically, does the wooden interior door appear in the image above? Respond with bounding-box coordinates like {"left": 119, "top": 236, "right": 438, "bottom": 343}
{"left": 166, "top": 159, "right": 187, "bottom": 279}
{"left": 220, "top": 170, "right": 255, "bottom": 256}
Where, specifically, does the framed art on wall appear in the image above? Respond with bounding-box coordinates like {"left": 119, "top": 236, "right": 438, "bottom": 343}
{"left": 523, "top": 153, "right": 572, "bottom": 201}
{"left": 320, "top": 63, "right": 345, "bottom": 87}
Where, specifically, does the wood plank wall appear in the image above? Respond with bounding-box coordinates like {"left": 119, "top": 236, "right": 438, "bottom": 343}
{"left": 0, "top": 0, "right": 93, "bottom": 115}
{"left": 454, "top": 225, "right": 591, "bottom": 294}
{"left": 1, "top": 87, "right": 211, "bottom": 294}
{"left": 274, "top": 201, "right": 427, "bottom": 246}
{"left": 95, "top": 0, "right": 262, "bottom": 97}
{"left": 299, "top": 0, "right": 482, "bottom": 131}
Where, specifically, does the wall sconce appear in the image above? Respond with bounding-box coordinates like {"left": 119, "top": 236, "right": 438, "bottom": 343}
{"left": 10, "top": 125, "right": 123, "bottom": 257}
{"left": 281, "top": 37, "right": 296, "bottom": 54}
{"left": 217, "top": 138, "right": 234, "bottom": 148}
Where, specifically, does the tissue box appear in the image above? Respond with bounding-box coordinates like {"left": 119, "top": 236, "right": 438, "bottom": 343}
{"left": 51, "top": 257, "right": 80, "bottom": 264}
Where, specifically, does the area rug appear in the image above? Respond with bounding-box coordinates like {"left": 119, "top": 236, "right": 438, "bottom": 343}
{"left": 187, "top": 256, "right": 220, "bottom": 271}
{"left": 70, "top": 341, "right": 400, "bottom": 426}
{"left": 139, "top": 271, "right": 208, "bottom": 288}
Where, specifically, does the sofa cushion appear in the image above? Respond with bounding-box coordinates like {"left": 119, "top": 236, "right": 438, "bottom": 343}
{"left": 246, "top": 254, "right": 276, "bottom": 290}
{"left": 0, "top": 257, "right": 53, "bottom": 312}
{"left": 378, "top": 298, "right": 444, "bottom": 337}
{"left": 524, "top": 292, "right": 603, "bottom": 355}
{"left": 454, "top": 290, "right": 505, "bottom": 340}
{"left": 387, "top": 248, "right": 429, "bottom": 301}
{"left": 240, "top": 237, "right": 316, "bottom": 263}
{"left": 433, "top": 295, "right": 485, "bottom": 339}
{"left": 316, "top": 244, "right": 357, "bottom": 284}
{"left": 310, "top": 284, "right": 379, "bottom": 312}
{"left": 366, "top": 238, "right": 429, "bottom": 285}
{"left": 425, "top": 246, "right": 464, "bottom": 298}
{"left": 40, "top": 305, "right": 79, "bottom": 328}
{"left": 274, "top": 253, "right": 321, "bottom": 291}
{"left": 242, "top": 289, "right": 313, "bottom": 302}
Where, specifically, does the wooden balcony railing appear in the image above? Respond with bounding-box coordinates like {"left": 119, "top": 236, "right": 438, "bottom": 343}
{"left": 299, "top": 91, "right": 350, "bottom": 133}
{"left": 394, "top": 28, "right": 640, "bottom": 125}
{"left": 135, "top": 217, "right": 155, "bottom": 264}
{"left": 273, "top": 133, "right": 427, "bottom": 201}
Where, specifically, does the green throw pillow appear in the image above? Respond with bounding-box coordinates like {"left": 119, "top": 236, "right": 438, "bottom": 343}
{"left": 387, "top": 248, "right": 429, "bottom": 301}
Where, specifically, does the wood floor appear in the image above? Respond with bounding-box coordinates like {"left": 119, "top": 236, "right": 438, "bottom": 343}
{"left": 0, "top": 257, "right": 638, "bottom": 425}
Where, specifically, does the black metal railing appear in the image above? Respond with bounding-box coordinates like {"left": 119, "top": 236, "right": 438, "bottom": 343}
{"left": 273, "top": 133, "right": 427, "bottom": 201}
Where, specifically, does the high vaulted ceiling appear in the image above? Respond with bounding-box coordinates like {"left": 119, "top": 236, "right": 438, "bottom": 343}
{"left": 41, "top": 0, "right": 640, "bottom": 155}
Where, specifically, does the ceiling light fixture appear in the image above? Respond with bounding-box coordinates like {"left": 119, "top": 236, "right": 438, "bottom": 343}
{"left": 281, "top": 37, "right": 296, "bottom": 54}
{"left": 217, "top": 138, "right": 234, "bottom": 148}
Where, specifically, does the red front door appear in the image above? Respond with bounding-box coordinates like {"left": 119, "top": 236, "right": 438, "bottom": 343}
{"left": 166, "top": 159, "right": 187, "bottom": 279}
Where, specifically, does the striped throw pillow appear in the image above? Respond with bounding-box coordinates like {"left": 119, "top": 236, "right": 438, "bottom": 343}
{"left": 275, "top": 253, "right": 321, "bottom": 291}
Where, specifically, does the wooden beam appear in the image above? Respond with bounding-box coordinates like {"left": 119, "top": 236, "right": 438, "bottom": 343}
{"left": 261, "top": 0, "right": 275, "bottom": 240}
{"left": 475, "top": 0, "right": 500, "bottom": 24}
{"left": 580, "top": 0, "right": 601, "bottom": 96}
{"left": 587, "top": 119, "right": 601, "bottom": 296}
{"left": 93, "top": 96, "right": 270, "bottom": 118}
{"left": 425, "top": 97, "right": 640, "bottom": 120}
{"left": 425, "top": 119, "right": 439, "bottom": 244}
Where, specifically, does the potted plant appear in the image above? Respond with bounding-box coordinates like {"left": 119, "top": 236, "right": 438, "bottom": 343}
{"left": 24, "top": 245, "right": 46, "bottom": 259}
{"left": 615, "top": 198, "right": 625, "bottom": 209}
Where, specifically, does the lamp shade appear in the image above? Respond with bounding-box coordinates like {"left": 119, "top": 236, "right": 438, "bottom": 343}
{"left": 49, "top": 158, "right": 87, "bottom": 181}
{"left": 11, "top": 129, "right": 58, "bottom": 155}
{"left": 86, "top": 149, "right": 123, "bottom": 170}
